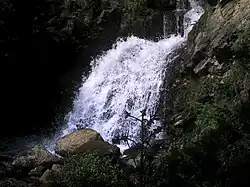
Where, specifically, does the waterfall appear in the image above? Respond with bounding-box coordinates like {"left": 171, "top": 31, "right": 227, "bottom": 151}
{"left": 46, "top": 0, "right": 203, "bottom": 152}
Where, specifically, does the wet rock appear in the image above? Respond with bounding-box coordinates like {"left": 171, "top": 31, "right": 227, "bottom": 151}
{"left": 55, "top": 128, "right": 104, "bottom": 156}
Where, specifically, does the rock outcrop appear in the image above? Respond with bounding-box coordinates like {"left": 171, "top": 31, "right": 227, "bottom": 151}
{"left": 55, "top": 128, "right": 121, "bottom": 157}
{"left": 55, "top": 128, "right": 103, "bottom": 156}
{"left": 187, "top": 0, "right": 250, "bottom": 70}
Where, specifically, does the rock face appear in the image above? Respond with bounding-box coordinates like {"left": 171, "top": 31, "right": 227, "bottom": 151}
{"left": 121, "top": 0, "right": 190, "bottom": 39}
{"left": 187, "top": 0, "right": 250, "bottom": 69}
{"left": 156, "top": 0, "right": 250, "bottom": 186}
{"left": 55, "top": 128, "right": 104, "bottom": 156}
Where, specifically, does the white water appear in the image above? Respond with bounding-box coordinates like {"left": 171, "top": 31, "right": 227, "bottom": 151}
{"left": 45, "top": 0, "right": 203, "bottom": 152}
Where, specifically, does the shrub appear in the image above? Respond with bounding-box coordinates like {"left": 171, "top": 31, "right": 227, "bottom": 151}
{"left": 231, "top": 25, "right": 250, "bottom": 60}
{"left": 58, "top": 152, "right": 127, "bottom": 187}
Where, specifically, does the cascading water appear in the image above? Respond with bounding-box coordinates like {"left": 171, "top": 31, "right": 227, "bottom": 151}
{"left": 63, "top": 36, "right": 185, "bottom": 142}
{"left": 46, "top": 0, "right": 203, "bottom": 151}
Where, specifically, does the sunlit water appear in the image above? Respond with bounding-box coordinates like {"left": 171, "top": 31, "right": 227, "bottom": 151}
{"left": 45, "top": 0, "right": 203, "bottom": 153}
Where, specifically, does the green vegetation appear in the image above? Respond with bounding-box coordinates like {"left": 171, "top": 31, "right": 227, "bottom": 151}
{"left": 56, "top": 152, "right": 128, "bottom": 187}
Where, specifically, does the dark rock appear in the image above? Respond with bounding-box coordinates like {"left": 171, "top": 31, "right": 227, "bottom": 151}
{"left": 28, "top": 166, "right": 46, "bottom": 177}
{"left": 193, "top": 58, "right": 210, "bottom": 76}
{"left": 219, "top": 0, "right": 233, "bottom": 7}
{"left": 51, "top": 164, "right": 61, "bottom": 174}
{"left": 0, "top": 0, "right": 123, "bottom": 140}
{"left": 0, "top": 178, "right": 27, "bottom": 187}
{"left": 39, "top": 169, "right": 54, "bottom": 186}
{"left": 0, "top": 154, "right": 14, "bottom": 162}
{"left": 39, "top": 165, "right": 62, "bottom": 186}
{"left": 206, "top": 0, "right": 219, "bottom": 6}
{"left": 123, "top": 144, "right": 141, "bottom": 159}
{"left": 74, "top": 140, "right": 121, "bottom": 158}
{"left": 146, "top": 0, "right": 177, "bottom": 11}
{"left": 125, "top": 157, "right": 139, "bottom": 168}
{"left": 147, "top": 139, "right": 166, "bottom": 157}
{"left": 11, "top": 145, "right": 62, "bottom": 173}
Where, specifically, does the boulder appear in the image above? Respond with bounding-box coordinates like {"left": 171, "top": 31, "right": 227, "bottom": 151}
{"left": 12, "top": 145, "right": 62, "bottom": 171}
{"left": 74, "top": 140, "right": 121, "bottom": 157}
{"left": 28, "top": 166, "right": 46, "bottom": 177}
{"left": 51, "top": 164, "right": 61, "bottom": 173}
{"left": 55, "top": 128, "right": 104, "bottom": 156}
{"left": 39, "top": 169, "right": 53, "bottom": 186}
{"left": 39, "top": 164, "right": 63, "bottom": 186}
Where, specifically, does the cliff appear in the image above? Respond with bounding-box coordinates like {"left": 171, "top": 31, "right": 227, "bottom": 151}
{"left": 156, "top": 0, "right": 250, "bottom": 186}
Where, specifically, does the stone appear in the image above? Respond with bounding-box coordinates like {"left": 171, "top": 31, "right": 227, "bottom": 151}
{"left": 51, "top": 164, "right": 62, "bottom": 177}
{"left": 174, "top": 119, "right": 184, "bottom": 126}
{"left": 55, "top": 128, "right": 104, "bottom": 156}
{"left": 39, "top": 165, "right": 62, "bottom": 186}
{"left": 28, "top": 166, "right": 46, "bottom": 177}
{"left": 12, "top": 145, "right": 62, "bottom": 171}
{"left": 193, "top": 58, "right": 210, "bottom": 75}
{"left": 0, "top": 178, "right": 27, "bottom": 187}
{"left": 51, "top": 164, "right": 61, "bottom": 172}
{"left": 39, "top": 169, "right": 53, "bottom": 185}
{"left": 74, "top": 140, "right": 121, "bottom": 158}
{"left": 126, "top": 158, "right": 138, "bottom": 168}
